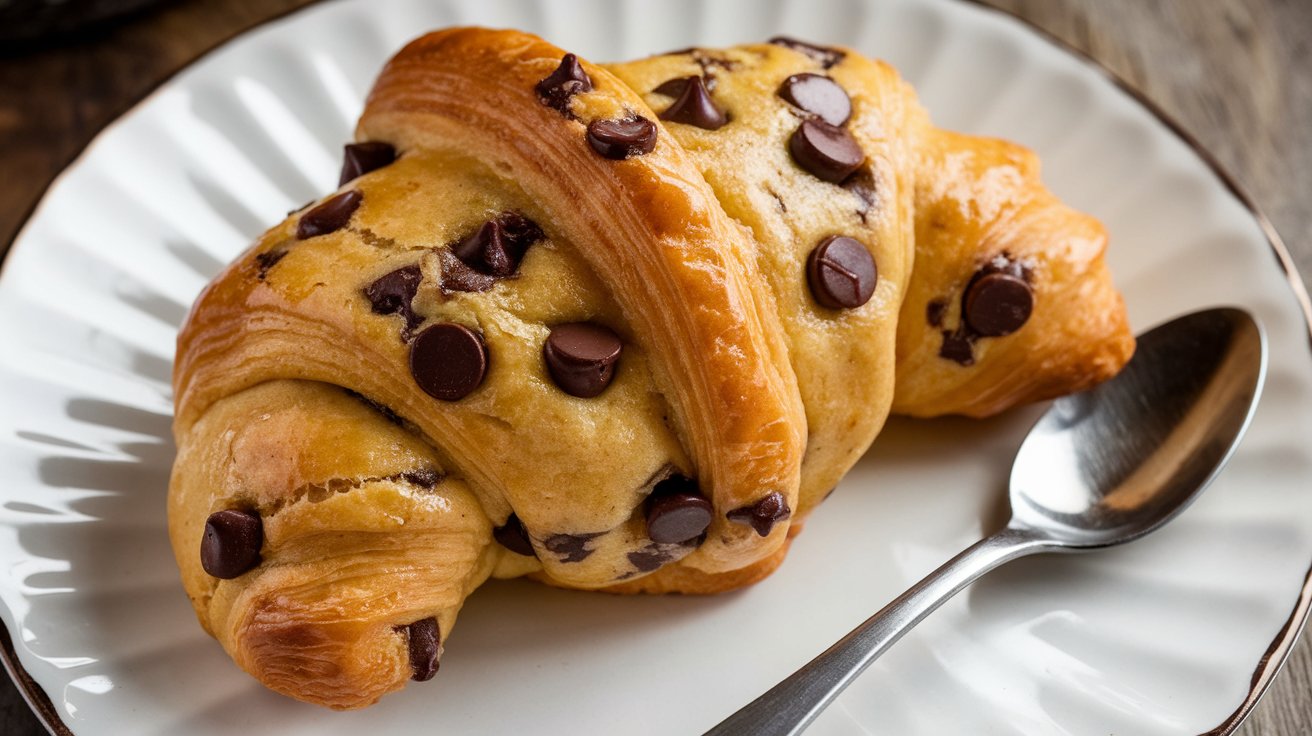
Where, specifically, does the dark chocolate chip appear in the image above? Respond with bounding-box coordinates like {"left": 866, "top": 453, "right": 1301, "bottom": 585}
{"left": 964, "top": 273, "right": 1033, "bottom": 337}
{"left": 452, "top": 221, "right": 511, "bottom": 274}
{"left": 254, "top": 249, "right": 287, "bottom": 281}
{"left": 364, "top": 264, "right": 424, "bottom": 334}
{"left": 778, "top": 73, "right": 851, "bottom": 126}
{"left": 646, "top": 491, "right": 713, "bottom": 544}
{"left": 940, "top": 330, "right": 975, "bottom": 365}
{"left": 627, "top": 547, "right": 674, "bottom": 573}
{"left": 296, "top": 190, "right": 362, "bottom": 239}
{"left": 399, "top": 468, "right": 442, "bottom": 489}
{"left": 926, "top": 299, "right": 948, "bottom": 328}
{"left": 586, "top": 116, "right": 658, "bottom": 160}
{"left": 655, "top": 68, "right": 723, "bottom": 98}
{"left": 658, "top": 76, "right": 727, "bottom": 130}
{"left": 537, "top": 53, "right": 593, "bottom": 114}
{"left": 339, "top": 141, "right": 396, "bottom": 186}
{"left": 451, "top": 213, "right": 544, "bottom": 278}
{"left": 493, "top": 513, "right": 536, "bottom": 557}
{"left": 200, "top": 509, "right": 263, "bottom": 579}
{"left": 438, "top": 250, "right": 499, "bottom": 294}
{"left": 789, "top": 119, "right": 864, "bottom": 183}
{"left": 726, "top": 492, "right": 792, "bottom": 537}
{"left": 409, "top": 323, "right": 488, "bottom": 401}
{"left": 543, "top": 322, "right": 623, "bottom": 398}
{"left": 499, "top": 212, "right": 545, "bottom": 241}
{"left": 768, "top": 36, "right": 846, "bottom": 69}
{"left": 653, "top": 77, "right": 691, "bottom": 97}
{"left": 399, "top": 617, "right": 440, "bottom": 681}
{"left": 544, "top": 532, "right": 603, "bottom": 563}
{"left": 807, "top": 235, "right": 877, "bottom": 309}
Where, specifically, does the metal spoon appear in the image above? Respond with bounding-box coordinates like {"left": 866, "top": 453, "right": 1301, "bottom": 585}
{"left": 706, "top": 307, "right": 1267, "bottom": 736}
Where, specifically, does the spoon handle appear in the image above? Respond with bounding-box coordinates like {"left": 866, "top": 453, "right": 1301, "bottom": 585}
{"left": 703, "top": 525, "right": 1049, "bottom": 736}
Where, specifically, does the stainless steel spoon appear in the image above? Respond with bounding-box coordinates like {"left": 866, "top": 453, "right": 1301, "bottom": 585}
{"left": 705, "top": 307, "right": 1267, "bottom": 736}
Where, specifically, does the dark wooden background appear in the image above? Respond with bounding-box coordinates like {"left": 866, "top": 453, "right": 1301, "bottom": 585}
{"left": 1, "top": 0, "right": 1309, "bottom": 733}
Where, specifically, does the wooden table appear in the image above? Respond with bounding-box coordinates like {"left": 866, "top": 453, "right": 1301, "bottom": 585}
{"left": 1, "top": 0, "right": 1308, "bottom": 733}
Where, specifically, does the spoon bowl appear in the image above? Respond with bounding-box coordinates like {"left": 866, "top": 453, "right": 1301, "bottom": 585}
{"left": 1010, "top": 307, "right": 1267, "bottom": 547}
{"left": 706, "top": 307, "right": 1268, "bottom": 736}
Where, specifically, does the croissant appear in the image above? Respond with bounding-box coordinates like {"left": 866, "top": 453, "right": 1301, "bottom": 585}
{"left": 168, "top": 28, "right": 1133, "bottom": 710}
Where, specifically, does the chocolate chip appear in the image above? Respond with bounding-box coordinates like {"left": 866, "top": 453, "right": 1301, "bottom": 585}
{"left": 768, "top": 36, "right": 846, "bottom": 69}
{"left": 409, "top": 323, "right": 488, "bottom": 401}
{"left": 399, "top": 468, "right": 442, "bottom": 489}
{"left": 543, "top": 322, "right": 623, "bottom": 398}
{"left": 296, "top": 190, "right": 362, "bottom": 239}
{"left": 254, "top": 249, "right": 287, "bottom": 281}
{"left": 537, "top": 53, "right": 593, "bottom": 114}
{"left": 200, "top": 509, "right": 263, "bottom": 579}
{"left": 646, "top": 491, "right": 713, "bottom": 544}
{"left": 452, "top": 221, "right": 511, "bottom": 273}
{"left": 807, "top": 235, "right": 877, "bottom": 309}
{"left": 586, "top": 116, "right": 658, "bottom": 160}
{"left": 726, "top": 492, "right": 792, "bottom": 537}
{"left": 658, "top": 76, "right": 727, "bottom": 130}
{"left": 926, "top": 298, "right": 948, "bottom": 327}
{"left": 628, "top": 547, "right": 674, "bottom": 573}
{"left": 653, "top": 77, "right": 691, "bottom": 97}
{"left": 438, "top": 250, "right": 499, "bottom": 294}
{"left": 654, "top": 69, "right": 724, "bottom": 98}
{"left": 451, "top": 213, "right": 544, "bottom": 278}
{"left": 399, "top": 617, "right": 440, "bottom": 681}
{"left": 544, "top": 532, "right": 603, "bottom": 563}
{"left": 778, "top": 73, "right": 851, "bottom": 126}
{"left": 339, "top": 141, "right": 396, "bottom": 186}
{"left": 940, "top": 330, "right": 975, "bottom": 365}
{"left": 964, "top": 273, "right": 1034, "bottom": 337}
{"left": 493, "top": 513, "right": 535, "bottom": 557}
{"left": 789, "top": 119, "right": 864, "bottom": 183}
{"left": 364, "top": 264, "right": 424, "bottom": 334}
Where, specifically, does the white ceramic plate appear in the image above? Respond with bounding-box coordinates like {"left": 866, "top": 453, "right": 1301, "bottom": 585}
{"left": 2, "top": 0, "right": 1310, "bottom": 733}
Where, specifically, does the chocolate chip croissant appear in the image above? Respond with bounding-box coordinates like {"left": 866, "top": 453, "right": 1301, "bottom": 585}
{"left": 167, "top": 28, "right": 1134, "bottom": 710}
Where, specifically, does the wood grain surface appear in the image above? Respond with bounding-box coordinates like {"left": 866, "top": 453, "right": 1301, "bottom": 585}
{"left": 0, "top": 0, "right": 1308, "bottom": 733}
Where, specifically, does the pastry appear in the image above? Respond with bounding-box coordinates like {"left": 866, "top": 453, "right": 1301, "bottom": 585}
{"left": 168, "top": 27, "right": 1134, "bottom": 709}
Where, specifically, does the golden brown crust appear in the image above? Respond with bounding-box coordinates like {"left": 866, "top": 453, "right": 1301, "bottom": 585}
{"left": 169, "top": 28, "right": 1134, "bottom": 709}
{"left": 169, "top": 381, "right": 497, "bottom": 709}
{"left": 606, "top": 48, "right": 920, "bottom": 515}
{"left": 359, "top": 29, "right": 807, "bottom": 573}
{"left": 891, "top": 132, "right": 1135, "bottom": 416}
